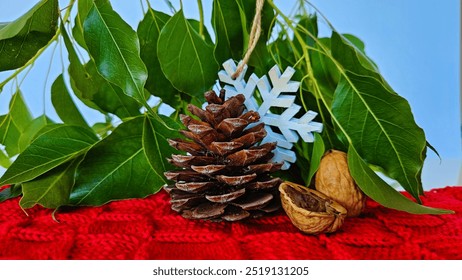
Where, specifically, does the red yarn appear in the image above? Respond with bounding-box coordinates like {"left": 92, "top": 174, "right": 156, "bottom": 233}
{"left": 0, "top": 186, "right": 461, "bottom": 260}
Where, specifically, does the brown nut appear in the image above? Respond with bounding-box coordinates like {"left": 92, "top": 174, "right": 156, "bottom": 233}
{"left": 315, "top": 150, "right": 366, "bottom": 217}
{"left": 279, "top": 181, "right": 347, "bottom": 234}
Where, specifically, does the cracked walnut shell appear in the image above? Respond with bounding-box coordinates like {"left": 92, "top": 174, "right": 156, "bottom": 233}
{"left": 315, "top": 150, "right": 366, "bottom": 217}
{"left": 279, "top": 181, "right": 347, "bottom": 234}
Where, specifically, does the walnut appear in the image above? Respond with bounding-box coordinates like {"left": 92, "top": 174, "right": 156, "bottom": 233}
{"left": 279, "top": 181, "right": 347, "bottom": 234}
{"left": 315, "top": 150, "right": 366, "bottom": 217}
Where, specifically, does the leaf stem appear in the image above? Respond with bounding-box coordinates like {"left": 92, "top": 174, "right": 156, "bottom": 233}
{"left": 196, "top": 0, "right": 205, "bottom": 39}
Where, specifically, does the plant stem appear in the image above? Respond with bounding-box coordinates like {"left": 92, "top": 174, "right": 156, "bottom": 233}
{"left": 162, "top": 0, "right": 176, "bottom": 13}
{"left": 196, "top": 0, "right": 205, "bottom": 39}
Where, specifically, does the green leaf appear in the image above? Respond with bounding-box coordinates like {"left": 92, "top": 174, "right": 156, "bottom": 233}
{"left": 72, "top": 0, "right": 104, "bottom": 48}
{"left": 332, "top": 71, "right": 427, "bottom": 201}
{"left": 92, "top": 121, "right": 112, "bottom": 137}
{"left": 18, "top": 115, "right": 53, "bottom": 153}
{"left": 137, "top": 9, "right": 179, "bottom": 106}
{"left": 0, "top": 185, "right": 22, "bottom": 203}
{"left": 62, "top": 23, "right": 141, "bottom": 119}
{"left": 348, "top": 146, "right": 452, "bottom": 214}
{"left": 0, "top": 149, "right": 11, "bottom": 168}
{"left": 307, "top": 133, "right": 325, "bottom": 185}
{"left": 310, "top": 37, "right": 339, "bottom": 104}
{"left": 62, "top": 22, "right": 104, "bottom": 112}
{"left": 188, "top": 19, "right": 214, "bottom": 44}
{"left": 20, "top": 156, "right": 82, "bottom": 209}
{"left": 212, "top": 0, "right": 244, "bottom": 63}
{"left": 331, "top": 32, "right": 387, "bottom": 87}
{"left": 51, "top": 74, "right": 89, "bottom": 128}
{"left": 136, "top": 10, "right": 212, "bottom": 108}
{"left": 143, "top": 115, "right": 182, "bottom": 182}
{"left": 70, "top": 115, "right": 169, "bottom": 206}
{"left": 94, "top": 81, "right": 143, "bottom": 119}
{"left": 0, "top": 91, "right": 33, "bottom": 156}
{"left": 0, "top": 125, "right": 98, "bottom": 185}
{"left": 295, "top": 14, "right": 318, "bottom": 48}
{"left": 0, "top": 0, "right": 58, "bottom": 71}
{"left": 83, "top": 0, "right": 148, "bottom": 104}
{"left": 157, "top": 9, "right": 219, "bottom": 96}
{"left": 342, "top": 34, "right": 365, "bottom": 53}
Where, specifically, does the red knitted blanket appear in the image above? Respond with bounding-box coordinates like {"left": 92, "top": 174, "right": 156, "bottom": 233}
{"left": 1, "top": 186, "right": 461, "bottom": 260}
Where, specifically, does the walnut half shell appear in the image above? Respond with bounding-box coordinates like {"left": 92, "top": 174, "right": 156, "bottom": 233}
{"left": 279, "top": 181, "right": 347, "bottom": 234}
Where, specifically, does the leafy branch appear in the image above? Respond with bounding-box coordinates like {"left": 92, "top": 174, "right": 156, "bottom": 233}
{"left": 0, "top": 0, "right": 452, "bottom": 214}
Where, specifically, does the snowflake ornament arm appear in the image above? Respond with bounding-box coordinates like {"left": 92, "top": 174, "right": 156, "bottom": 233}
{"left": 217, "top": 59, "right": 323, "bottom": 170}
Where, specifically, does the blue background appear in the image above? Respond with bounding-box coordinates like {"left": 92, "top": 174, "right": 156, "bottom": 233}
{"left": 0, "top": 0, "right": 460, "bottom": 188}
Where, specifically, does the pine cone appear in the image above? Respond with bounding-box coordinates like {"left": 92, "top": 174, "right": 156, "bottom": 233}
{"left": 164, "top": 89, "right": 283, "bottom": 221}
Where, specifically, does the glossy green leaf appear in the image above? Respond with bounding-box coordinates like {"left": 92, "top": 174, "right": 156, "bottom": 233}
{"left": 143, "top": 115, "right": 182, "bottom": 184}
{"left": 331, "top": 32, "right": 388, "bottom": 88}
{"left": 212, "top": 0, "right": 244, "bottom": 63}
{"left": 307, "top": 133, "right": 325, "bottom": 185}
{"left": 0, "top": 1, "right": 50, "bottom": 39}
{"left": 62, "top": 22, "right": 104, "bottom": 112}
{"left": 188, "top": 19, "right": 214, "bottom": 44}
{"left": 310, "top": 38, "right": 339, "bottom": 104}
{"left": 92, "top": 121, "right": 112, "bottom": 137}
{"left": 0, "top": 149, "right": 11, "bottom": 168}
{"left": 332, "top": 71, "right": 426, "bottom": 201}
{"left": 137, "top": 9, "right": 178, "bottom": 106}
{"left": 93, "top": 81, "right": 142, "bottom": 119}
{"left": 62, "top": 23, "right": 141, "bottom": 119}
{"left": 83, "top": 0, "right": 148, "bottom": 104}
{"left": 342, "top": 34, "right": 365, "bottom": 53}
{"left": 70, "top": 116, "right": 166, "bottom": 206}
{"left": 18, "top": 115, "right": 53, "bottom": 153}
{"left": 72, "top": 0, "right": 106, "bottom": 48}
{"left": 0, "top": 185, "right": 22, "bottom": 203}
{"left": 0, "top": 0, "right": 58, "bottom": 71}
{"left": 20, "top": 156, "right": 82, "bottom": 209}
{"left": 348, "top": 146, "right": 452, "bottom": 214}
{"left": 51, "top": 74, "right": 89, "bottom": 128}
{"left": 0, "top": 91, "right": 33, "bottom": 156}
{"left": 0, "top": 125, "right": 98, "bottom": 185}
{"left": 157, "top": 9, "right": 219, "bottom": 96}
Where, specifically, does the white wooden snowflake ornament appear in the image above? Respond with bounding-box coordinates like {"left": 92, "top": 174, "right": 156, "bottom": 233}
{"left": 217, "top": 59, "right": 323, "bottom": 170}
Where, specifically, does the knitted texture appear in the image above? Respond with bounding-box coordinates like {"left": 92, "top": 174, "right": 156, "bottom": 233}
{"left": 0, "top": 186, "right": 461, "bottom": 260}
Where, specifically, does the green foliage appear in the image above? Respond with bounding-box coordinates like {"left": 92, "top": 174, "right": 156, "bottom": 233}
{"left": 332, "top": 71, "right": 426, "bottom": 201}
{"left": 69, "top": 115, "right": 177, "bottom": 206}
{"left": 0, "top": 125, "right": 98, "bottom": 186}
{"left": 212, "top": 0, "right": 244, "bottom": 63}
{"left": 51, "top": 74, "right": 89, "bottom": 129}
{"left": 0, "top": 91, "right": 34, "bottom": 157}
{"left": 157, "top": 9, "right": 218, "bottom": 96}
{"left": 0, "top": 0, "right": 451, "bottom": 214}
{"left": 347, "top": 146, "right": 451, "bottom": 214}
{"left": 138, "top": 9, "right": 178, "bottom": 107}
{"left": 62, "top": 23, "right": 141, "bottom": 119}
{"left": 83, "top": 0, "right": 148, "bottom": 105}
{"left": 20, "top": 156, "right": 82, "bottom": 209}
{"left": 0, "top": 0, "right": 58, "bottom": 71}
